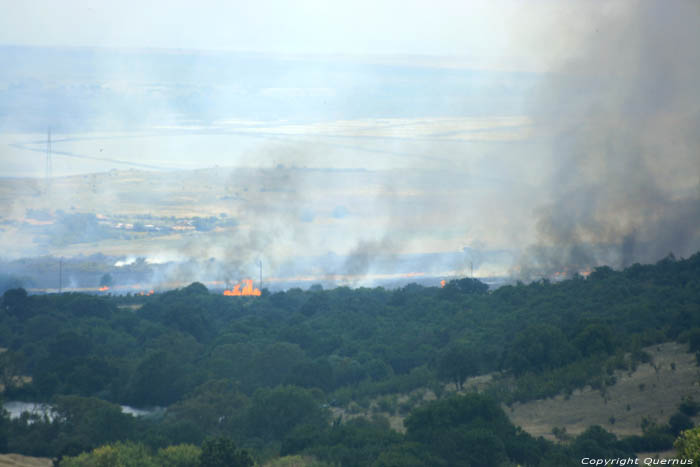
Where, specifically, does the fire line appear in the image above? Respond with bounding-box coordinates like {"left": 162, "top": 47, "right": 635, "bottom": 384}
{"left": 223, "top": 279, "right": 261, "bottom": 296}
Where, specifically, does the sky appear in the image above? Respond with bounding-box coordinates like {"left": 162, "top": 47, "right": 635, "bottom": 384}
{"left": 0, "top": 0, "right": 620, "bottom": 71}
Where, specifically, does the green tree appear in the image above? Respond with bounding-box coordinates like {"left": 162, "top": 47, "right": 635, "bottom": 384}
{"left": 573, "top": 324, "right": 614, "bottom": 357}
{"left": 670, "top": 412, "right": 694, "bottom": 436}
{"left": 59, "top": 441, "right": 157, "bottom": 467}
{"left": 2, "top": 288, "right": 29, "bottom": 319}
{"left": 200, "top": 437, "right": 253, "bottom": 467}
{"left": 405, "top": 393, "right": 521, "bottom": 467}
{"left": 503, "top": 324, "right": 578, "bottom": 374}
{"left": 249, "top": 342, "right": 307, "bottom": 388}
{"left": 156, "top": 444, "right": 202, "bottom": 467}
{"left": 166, "top": 379, "right": 249, "bottom": 437}
{"left": 436, "top": 342, "right": 478, "bottom": 390}
{"left": 51, "top": 396, "right": 136, "bottom": 456}
{"left": 300, "top": 417, "right": 403, "bottom": 467}
{"left": 182, "top": 282, "right": 209, "bottom": 295}
{"left": 373, "top": 441, "right": 440, "bottom": 467}
{"left": 570, "top": 426, "right": 634, "bottom": 460}
{"left": 676, "top": 427, "right": 700, "bottom": 462}
{"left": 442, "top": 278, "right": 489, "bottom": 295}
{"left": 247, "top": 386, "right": 329, "bottom": 442}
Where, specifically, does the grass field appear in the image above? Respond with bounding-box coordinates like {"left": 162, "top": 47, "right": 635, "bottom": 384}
{"left": 508, "top": 342, "right": 700, "bottom": 440}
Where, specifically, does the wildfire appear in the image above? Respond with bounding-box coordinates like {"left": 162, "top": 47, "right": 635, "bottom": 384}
{"left": 223, "top": 279, "right": 261, "bottom": 297}
{"left": 137, "top": 290, "right": 155, "bottom": 296}
{"left": 440, "top": 279, "right": 446, "bottom": 288}
{"left": 98, "top": 286, "right": 110, "bottom": 292}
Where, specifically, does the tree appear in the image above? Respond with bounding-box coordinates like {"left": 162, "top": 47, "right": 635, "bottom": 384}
{"left": 570, "top": 426, "right": 634, "bottom": 460}
{"left": 2, "top": 288, "right": 29, "bottom": 319}
{"left": 156, "top": 444, "right": 202, "bottom": 467}
{"left": 670, "top": 412, "right": 694, "bottom": 437}
{"left": 249, "top": 342, "right": 307, "bottom": 388}
{"left": 200, "top": 437, "right": 253, "bottom": 467}
{"left": 166, "top": 379, "right": 249, "bottom": 437}
{"left": 405, "top": 393, "right": 522, "bottom": 466}
{"left": 127, "top": 350, "right": 191, "bottom": 406}
{"left": 442, "top": 278, "right": 489, "bottom": 296}
{"left": 246, "top": 386, "right": 329, "bottom": 442}
{"left": 183, "top": 282, "right": 209, "bottom": 295}
{"left": 374, "top": 441, "right": 444, "bottom": 467}
{"left": 298, "top": 417, "right": 403, "bottom": 466}
{"left": 503, "top": 324, "right": 578, "bottom": 375}
{"left": 58, "top": 442, "right": 157, "bottom": 467}
{"left": 51, "top": 395, "right": 135, "bottom": 452}
{"left": 436, "top": 342, "right": 478, "bottom": 390}
{"left": 573, "top": 324, "right": 614, "bottom": 357}
{"left": 675, "top": 427, "right": 700, "bottom": 462}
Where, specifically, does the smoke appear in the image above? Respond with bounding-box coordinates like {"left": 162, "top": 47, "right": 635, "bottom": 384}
{"left": 159, "top": 163, "right": 328, "bottom": 286}
{"left": 342, "top": 236, "right": 397, "bottom": 278}
{"left": 518, "top": 0, "right": 700, "bottom": 278}
{"left": 5, "top": 4, "right": 700, "bottom": 287}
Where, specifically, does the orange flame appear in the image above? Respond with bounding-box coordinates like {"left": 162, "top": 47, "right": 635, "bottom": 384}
{"left": 223, "top": 279, "right": 261, "bottom": 296}
{"left": 137, "top": 290, "right": 155, "bottom": 296}
{"left": 98, "top": 286, "right": 110, "bottom": 292}
{"left": 440, "top": 279, "right": 446, "bottom": 288}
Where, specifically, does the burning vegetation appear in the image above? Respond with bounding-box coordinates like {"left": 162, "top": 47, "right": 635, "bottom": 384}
{"left": 223, "top": 279, "right": 261, "bottom": 296}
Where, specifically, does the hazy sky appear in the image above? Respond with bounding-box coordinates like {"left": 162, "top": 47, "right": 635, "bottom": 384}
{"left": 0, "top": 0, "right": 622, "bottom": 71}
{"left": 1, "top": 0, "right": 697, "bottom": 282}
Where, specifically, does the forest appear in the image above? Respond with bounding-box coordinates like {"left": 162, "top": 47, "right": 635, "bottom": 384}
{"left": 1, "top": 252, "right": 699, "bottom": 466}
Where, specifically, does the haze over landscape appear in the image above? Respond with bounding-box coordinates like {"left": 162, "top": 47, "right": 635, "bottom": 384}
{"left": 1, "top": 1, "right": 697, "bottom": 293}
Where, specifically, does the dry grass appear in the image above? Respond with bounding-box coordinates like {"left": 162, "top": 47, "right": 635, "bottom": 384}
{"left": 508, "top": 342, "right": 700, "bottom": 440}
{"left": 0, "top": 454, "right": 52, "bottom": 467}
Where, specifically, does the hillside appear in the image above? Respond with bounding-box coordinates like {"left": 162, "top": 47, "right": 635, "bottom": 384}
{"left": 509, "top": 342, "right": 700, "bottom": 439}
{"left": 0, "top": 253, "right": 699, "bottom": 465}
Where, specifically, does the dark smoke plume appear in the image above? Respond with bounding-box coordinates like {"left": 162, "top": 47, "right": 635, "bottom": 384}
{"left": 519, "top": 0, "right": 700, "bottom": 278}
